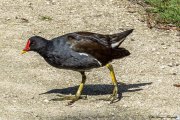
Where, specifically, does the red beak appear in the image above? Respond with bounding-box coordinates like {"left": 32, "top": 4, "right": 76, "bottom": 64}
{"left": 21, "top": 40, "right": 30, "bottom": 54}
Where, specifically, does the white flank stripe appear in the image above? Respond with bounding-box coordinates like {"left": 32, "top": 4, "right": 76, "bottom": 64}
{"left": 94, "top": 58, "right": 102, "bottom": 66}
{"left": 79, "top": 53, "right": 89, "bottom": 56}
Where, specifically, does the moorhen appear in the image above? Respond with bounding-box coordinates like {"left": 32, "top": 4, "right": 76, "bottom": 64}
{"left": 22, "top": 29, "right": 133, "bottom": 105}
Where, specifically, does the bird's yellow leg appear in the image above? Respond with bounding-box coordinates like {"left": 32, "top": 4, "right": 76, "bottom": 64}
{"left": 51, "top": 72, "right": 87, "bottom": 105}
{"left": 105, "top": 64, "right": 119, "bottom": 103}
{"left": 68, "top": 71, "right": 87, "bottom": 105}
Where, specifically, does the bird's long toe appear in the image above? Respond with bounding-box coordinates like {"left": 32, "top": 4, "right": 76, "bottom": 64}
{"left": 99, "top": 85, "right": 119, "bottom": 103}
{"left": 57, "top": 94, "right": 87, "bottom": 100}
{"left": 109, "top": 94, "right": 119, "bottom": 104}
{"left": 50, "top": 94, "right": 87, "bottom": 105}
{"left": 99, "top": 94, "right": 119, "bottom": 103}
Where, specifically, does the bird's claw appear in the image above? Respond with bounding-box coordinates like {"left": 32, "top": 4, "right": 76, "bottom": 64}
{"left": 99, "top": 94, "right": 119, "bottom": 104}
{"left": 50, "top": 94, "right": 87, "bottom": 105}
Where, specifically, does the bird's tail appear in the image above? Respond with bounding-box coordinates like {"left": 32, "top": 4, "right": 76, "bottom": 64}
{"left": 109, "top": 29, "right": 134, "bottom": 48}
{"left": 112, "top": 48, "right": 130, "bottom": 59}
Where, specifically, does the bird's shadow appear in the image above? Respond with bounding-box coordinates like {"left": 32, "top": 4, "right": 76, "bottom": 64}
{"left": 40, "top": 82, "right": 152, "bottom": 97}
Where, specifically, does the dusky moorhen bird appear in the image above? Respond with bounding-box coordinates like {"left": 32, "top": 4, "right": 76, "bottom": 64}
{"left": 22, "top": 29, "right": 133, "bottom": 105}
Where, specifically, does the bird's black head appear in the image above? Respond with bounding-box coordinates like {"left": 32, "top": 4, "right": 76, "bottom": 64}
{"left": 22, "top": 36, "right": 48, "bottom": 54}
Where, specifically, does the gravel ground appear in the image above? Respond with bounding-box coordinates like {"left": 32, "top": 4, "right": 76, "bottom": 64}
{"left": 0, "top": 0, "right": 180, "bottom": 119}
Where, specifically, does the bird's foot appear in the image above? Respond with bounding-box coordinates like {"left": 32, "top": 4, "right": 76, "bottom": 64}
{"left": 99, "top": 85, "right": 119, "bottom": 103}
{"left": 50, "top": 94, "right": 87, "bottom": 105}
{"left": 99, "top": 94, "right": 119, "bottom": 104}
{"left": 106, "top": 94, "right": 119, "bottom": 103}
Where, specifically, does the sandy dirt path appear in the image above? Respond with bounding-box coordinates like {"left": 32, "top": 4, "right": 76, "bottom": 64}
{"left": 0, "top": 0, "right": 179, "bottom": 119}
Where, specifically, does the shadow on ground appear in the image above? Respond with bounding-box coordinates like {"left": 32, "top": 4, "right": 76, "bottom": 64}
{"left": 40, "top": 82, "right": 152, "bottom": 96}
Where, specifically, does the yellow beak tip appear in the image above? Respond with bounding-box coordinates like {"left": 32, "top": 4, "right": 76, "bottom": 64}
{"left": 21, "top": 50, "right": 27, "bottom": 54}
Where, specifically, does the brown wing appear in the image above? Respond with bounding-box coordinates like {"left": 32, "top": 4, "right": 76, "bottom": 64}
{"left": 68, "top": 32, "right": 111, "bottom": 47}
{"left": 68, "top": 29, "right": 133, "bottom": 48}
{"left": 64, "top": 30, "right": 133, "bottom": 65}
{"left": 66, "top": 34, "right": 112, "bottom": 65}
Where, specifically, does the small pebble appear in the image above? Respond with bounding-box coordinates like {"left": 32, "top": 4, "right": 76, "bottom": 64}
{"left": 161, "top": 56, "right": 164, "bottom": 59}
{"left": 161, "top": 43, "right": 165, "bottom": 45}
{"left": 131, "top": 38, "right": 135, "bottom": 41}
{"left": 156, "top": 52, "right": 160, "bottom": 55}
{"left": 175, "top": 63, "right": 180, "bottom": 66}
{"left": 168, "top": 63, "right": 173, "bottom": 67}
{"left": 152, "top": 48, "right": 156, "bottom": 51}
{"left": 160, "top": 66, "right": 166, "bottom": 69}
{"left": 43, "top": 99, "right": 49, "bottom": 103}
{"left": 6, "top": 18, "right": 11, "bottom": 21}
{"left": 162, "top": 46, "right": 167, "bottom": 49}
{"left": 172, "top": 73, "right": 177, "bottom": 75}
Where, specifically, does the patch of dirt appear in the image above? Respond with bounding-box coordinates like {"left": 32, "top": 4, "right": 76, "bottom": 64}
{"left": 0, "top": 0, "right": 179, "bottom": 119}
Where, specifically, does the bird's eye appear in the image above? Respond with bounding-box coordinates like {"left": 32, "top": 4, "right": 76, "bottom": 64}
{"left": 30, "top": 41, "right": 35, "bottom": 46}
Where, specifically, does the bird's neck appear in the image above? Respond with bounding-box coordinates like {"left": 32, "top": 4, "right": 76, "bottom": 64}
{"left": 36, "top": 40, "right": 50, "bottom": 57}
{"left": 37, "top": 47, "right": 47, "bottom": 56}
